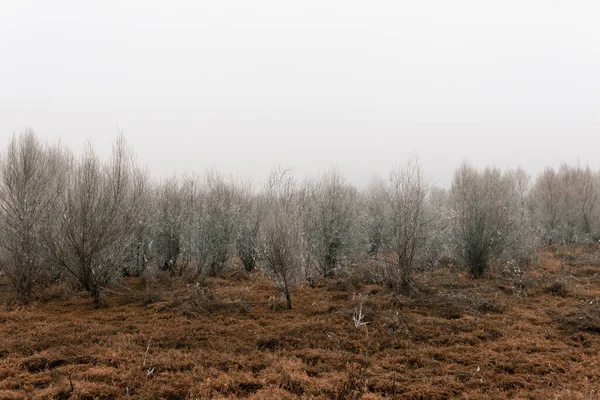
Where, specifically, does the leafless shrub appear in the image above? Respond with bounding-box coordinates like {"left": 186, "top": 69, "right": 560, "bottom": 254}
{"left": 177, "top": 175, "right": 201, "bottom": 275}
{"left": 42, "top": 135, "right": 148, "bottom": 304}
{"left": 360, "top": 177, "right": 388, "bottom": 257}
{"left": 352, "top": 297, "right": 369, "bottom": 328}
{"left": 195, "top": 171, "right": 238, "bottom": 276}
{"left": 532, "top": 164, "right": 600, "bottom": 243}
{"left": 300, "top": 168, "right": 359, "bottom": 278}
{"left": 259, "top": 168, "right": 303, "bottom": 309}
{"left": 421, "top": 187, "right": 452, "bottom": 268}
{"left": 233, "top": 180, "right": 260, "bottom": 272}
{"left": 153, "top": 177, "right": 185, "bottom": 275}
{"left": 450, "top": 163, "right": 534, "bottom": 278}
{"left": 0, "top": 130, "right": 65, "bottom": 301}
{"left": 378, "top": 159, "right": 429, "bottom": 290}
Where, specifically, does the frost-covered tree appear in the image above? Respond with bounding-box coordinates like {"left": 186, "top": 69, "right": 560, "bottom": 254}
{"left": 532, "top": 164, "right": 600, "bottom": 243}
{"left": 505, "top": 168, "right": 539, "bottom": 264}
{"left": 531, "top": 168, "right": 563, "bottom": 242}
{"left": 300, "top": 169, "right": 358, "bottom": 278}
{"left": 121, "top": 205, "right": 154, "bottom": 278}
{"left": 233, "top": 181, "right": 261, "bottom": 272}
{"left": 422, "top": 186, "right": 452, "bottom": 267}
{"left": 259, "top": 168, "right": 302, "bottom": 309}
{"left": 154, "top": 177, "right": 185, "bottom": 274}
{"left": 0, "top": 130, "right": 65, "bottom": 300}
{"left": 177, "top": 175, "right": 201, "bottom": 274}
{"left": 574, "top": 166, "right": 600, "bottom": 238}
{"left": 195, "top": 171, "right": 238, "bottom": 276}
{"left": 360, "top": 177, "right": 388, "bottom": 257}
{"left": 43, "top": 136, "right": 148, "bottom": 304}
{"left": 380, "top": 160, "right": 429, "bottom": 289}
{"left": 450, "top": 163, "right": 530, "bottom": 278}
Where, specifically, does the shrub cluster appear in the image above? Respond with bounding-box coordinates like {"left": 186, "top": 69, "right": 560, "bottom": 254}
{"left": 1, "top": 130, "right": 598, "bottom": 306}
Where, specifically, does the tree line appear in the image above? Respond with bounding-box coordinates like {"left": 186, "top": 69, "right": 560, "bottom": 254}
{"left": 1, "top": 130, "right": 599, "bottom": 307}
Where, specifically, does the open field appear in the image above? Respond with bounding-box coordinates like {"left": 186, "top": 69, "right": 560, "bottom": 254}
{"left": 2, "top": 246, "right": 600, "bottom": 399}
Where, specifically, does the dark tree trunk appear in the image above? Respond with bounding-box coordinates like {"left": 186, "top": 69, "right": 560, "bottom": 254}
{"left": 324, "top": 238, "right": 340, "bottom": 278}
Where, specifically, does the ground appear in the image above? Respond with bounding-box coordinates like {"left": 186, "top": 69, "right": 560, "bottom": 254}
{"left": 1, "top": 246, "right": 600, "bottom": 399}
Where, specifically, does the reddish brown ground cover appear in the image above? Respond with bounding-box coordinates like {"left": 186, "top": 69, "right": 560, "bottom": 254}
{"left": 1, "top": 246, "right": 600, "bottom": 399}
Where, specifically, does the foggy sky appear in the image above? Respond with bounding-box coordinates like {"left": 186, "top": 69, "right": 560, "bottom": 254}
{"left": 1, "top": 1, "right": 599, "bottom": 188}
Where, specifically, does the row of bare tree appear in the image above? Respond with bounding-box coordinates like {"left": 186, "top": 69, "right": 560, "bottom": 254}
{"left": 1, "top": 131, "right": 599, "bottom": 307}
{"left": 0, "top": 131, "right": 147, "bottom": 303}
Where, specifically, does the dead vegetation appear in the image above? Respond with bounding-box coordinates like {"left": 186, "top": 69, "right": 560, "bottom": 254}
{"left": 1, "top": 246, "right": 600, "bottom": 399}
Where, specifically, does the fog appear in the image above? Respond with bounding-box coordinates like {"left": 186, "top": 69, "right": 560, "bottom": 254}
{"left": 1, "top": 0, "right": 599, "bottom": 187}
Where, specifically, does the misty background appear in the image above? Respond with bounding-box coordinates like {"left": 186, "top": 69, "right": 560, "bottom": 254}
{"left": 1, "top": 0, "right": 599, "bottom": 187}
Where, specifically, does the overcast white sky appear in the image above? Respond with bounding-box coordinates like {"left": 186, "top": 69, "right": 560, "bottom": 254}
{"left": 1, "top": 1, "right": 599, "bottom": 187}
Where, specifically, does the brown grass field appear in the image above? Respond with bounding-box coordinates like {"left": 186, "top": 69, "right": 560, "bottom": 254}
{"left": 2, "top": 246, "right": 600, "bottom": 399}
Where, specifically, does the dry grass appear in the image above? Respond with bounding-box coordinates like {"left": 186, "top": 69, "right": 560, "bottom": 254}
{"left": 2, "top": 246, "right": 600, "bottom": 399}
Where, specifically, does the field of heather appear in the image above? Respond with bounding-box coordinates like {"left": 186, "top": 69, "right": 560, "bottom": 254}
{"left": 2, "top": 246, "right": 600, "bottom": 399}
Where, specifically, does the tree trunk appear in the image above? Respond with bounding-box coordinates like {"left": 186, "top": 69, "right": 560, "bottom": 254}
{"left": 285, "top": 291, "right": 292, "bottom": 310}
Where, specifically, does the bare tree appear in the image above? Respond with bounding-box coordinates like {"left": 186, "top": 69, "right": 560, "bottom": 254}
{"left": 361, "top": 177, "right": 388, "bottom": 257}
{"left": 506, "top": 168, "right": 539, "bottom": 264}
{"left": 573, "top": 166, "right": 600, "bottom": 238}
{"left": 177, "top": 175, "right": 201, "bottom": 275}
{"left": 154, "top": 177, "right": 185, "bottom": 275}
{"left": 532, "top": 164, "right": 600, "bottom": 243}
{"left": 450, "top": 163, "right": 527, "bottom": 277}
{"left": 43, "top": 136, "right": 148, "bottom": 304}
{"left": 300, "top": 169, "right": 358, "bottom": 278}
{"left": 122, "top": 205, "right": 154, "bottom": 278}
{"left": 259, "top": 168, "right": 302, "bottom": 309}
{"left": 195, "top": 171, "right": 238, "bottom": 276}
{"left": 380, "top": 160, "right": 428, "bottom": 289}
{"left": 422, "top": 186, "right": 452, "bottom": 268}
{"left": 557, "top": 164, "right": 600, "bottom": 240}
{"left": 0, "top": 130, "right": 65, "bottom": 300}
{"left": 531, "top": 167, "right": 564, "bottom": 243}
{"left": 233, "top": 180, "right": 261, "bottom": 272}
